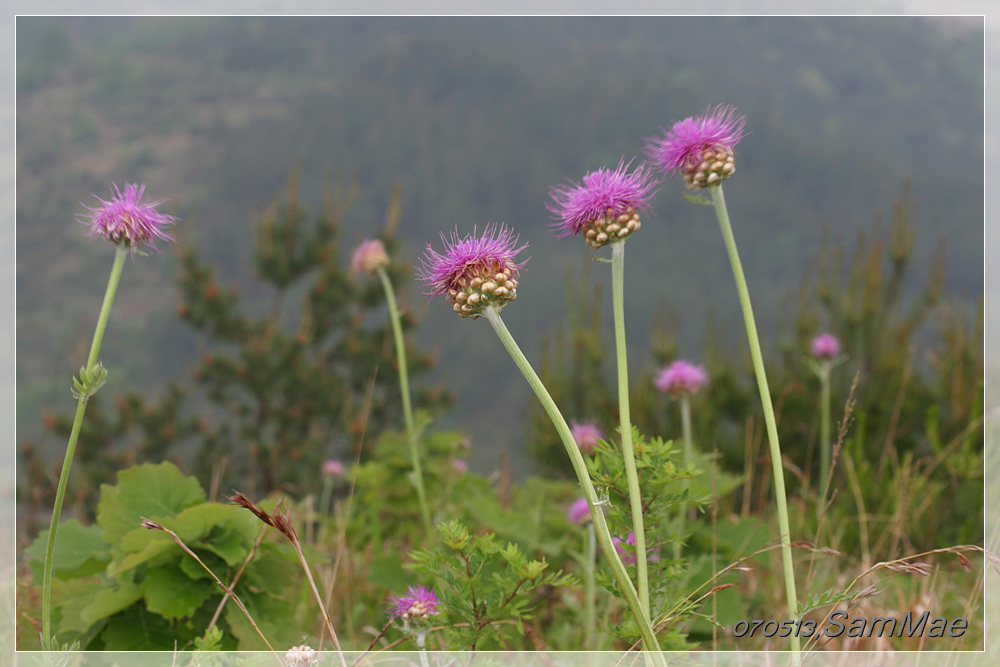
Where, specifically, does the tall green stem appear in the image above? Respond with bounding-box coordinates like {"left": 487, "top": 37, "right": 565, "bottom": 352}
{"left": 819, "top": 362, "right": 832, "bottom": 503}
{"left": 483, "top": 307, "right": 664, "bottom": 663}
{"left": 376, "top": 266, "right": 432, "bottom": 537}
{"left": 709, "top": 185, "right": 801, "bottom": 657}
{"left": 41, "top": 246, "right": 128, "bottom": 649}
{"left": 584, "top": 522, "right": 597, "bottom": 649}
{"left": 674, "top": 394, "right": 693, "bottom": 561}
{"left": 610, "top": 240, "right": 650, "bottom": 618}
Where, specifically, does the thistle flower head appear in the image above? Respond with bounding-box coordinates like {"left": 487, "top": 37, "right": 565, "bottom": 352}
{"left": 351, "top": 238, "right": 390, "bottom": 276}
{"left": 417, "top": 224, "right": 527, "bottom": 319}
{"left": 810, "top": 333, "right": 841, "bottom": 360}
{"left": 643, "top": 104, "right": 747, "bottom": 190}
{"left": 570, "top": 420, "right": 604, "bottom": 455}
{"left": 321, "top": 459, "right": 345, "bottom": 478}
{"left": 389, "top": 585, "right": 441, "bottom": 622}
{"left": 654, "top": 360, "right": 709, "bottom": 398}
{"left": 567, "top": 497, "right": 591, "bottom": 525}
{"left": 79, "top": 182, "right": 176, "bottom": 253}
{"left": 452, "top": 458, "right": 468, "bottom": 474}
{"left": 547, "top": 159, "right": 656, "bottom": 249}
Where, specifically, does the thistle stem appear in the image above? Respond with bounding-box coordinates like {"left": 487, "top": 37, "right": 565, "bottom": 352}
{"left": 610, "top": 240, "right": 650, "bottom": 618}
{"left": 483, "top": 306, "right": 665, "bottom": 662}
{"left": 819, "top": 361, "right": 832, "bottom": 503}
{"left": 41, "top": 246, "right": 127, "bottom": 649}
{"left": 675, "top": 394, "right": 693, "bottom": 562}
{"left": 376, "top": 266, "right": 432, "bottom": 537}
{"left": 709, "top": 184, "right": 800, "bottom": 657}
{"left": 583, "top": 522, "right": 597, "bottom": 649}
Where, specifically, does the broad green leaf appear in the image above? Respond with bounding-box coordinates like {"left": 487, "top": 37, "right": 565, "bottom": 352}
{"left": 96, "top": 605, "right": 179, "bottom": 650}
{"left": 109, "top": 531, "right": 176, "bottom": 576}
{"left": 24, "top": 519, "right": 109, "bottom": 583}
{"left": 97, "top": 462, "right": 205, "bottom": 545}
{"left": 51, "top": 576, "right": 107, "bottom": 636}
{"left": 80, "top": 579, "right": 143, "bottom": 626}
{"left": 142, "top": 564, "right": 214, "bottom": 621}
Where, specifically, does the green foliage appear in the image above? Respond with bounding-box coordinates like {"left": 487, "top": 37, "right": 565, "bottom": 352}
{"left": 24, "top": 461, "right": 303, "bottom": 651}
{"left": 20, "top": 178, "right": 450, "bottom": 524}
{"left": 532, "top": 181, "right": 983, "bottom": 557}
{"left": 410, "top": 520, "right": 577, "bottom": 650}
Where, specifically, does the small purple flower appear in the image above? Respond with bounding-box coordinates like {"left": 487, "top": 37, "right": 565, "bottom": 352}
{"left": 547, "top": 159, "right": 657, "bottom": 249}
{"left": 351, "top": 238, "right": 389, "bottom": 276}
{"left": 417, "top": 223, "right": 528, "bottom": 319}
{"left": 452, "top": 458, "right": 468, "bottom": 474}
{"left": 79, "top": 182, "right": 176, "bottom": 253}
{"left": 389, "top": 585, "right": 441, "bottom": 622}
{"left": 643, "top": 104, "right": 747, "bottom": 190}
{"left": 810, "top": 333, "right": 841, "bottom": 360}
{"left": 567, "top": 497, "right": 591, "bottom": 524}
{"left": 321, "top": 459, "right": 345, "bottom": 478}
{"left": 613, "top": 532, "right": 659, "bottom": 565}
{"left": 613, "top": 532, "right": 639, "bottom": 565}
{"left": 654, "top": 361, "right": 709, "bottom": 398}
{"left": 570, "top": 420, "right": 604, "bottom": 455}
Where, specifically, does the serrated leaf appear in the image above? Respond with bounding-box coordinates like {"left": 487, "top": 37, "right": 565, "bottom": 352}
{"left": 25, "top": 519, "right": 110, "bottom": 583}
{"left": 142, "top": 564, "right": 215, "bottom": 621}
{"left": 97, "top": 462, "right": 206, "bottom": 545}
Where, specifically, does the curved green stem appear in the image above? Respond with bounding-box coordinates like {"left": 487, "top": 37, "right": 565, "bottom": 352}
{"left": 610, "top": 240, "right": 650, "bottom": 618}
{"left": 483, "top": 306, "right": 664, "bottom": 663}
{"left": 41, "top": 246, "right": 127, "bottom": 649}
{"left": 376, "top": 266, "right": 432, "bottom": 537}
{"left": 709, "top": 184, "right": 800, "bottom": 658}
{"left": 584, "top": 522, "right": 597, "bottom": 650}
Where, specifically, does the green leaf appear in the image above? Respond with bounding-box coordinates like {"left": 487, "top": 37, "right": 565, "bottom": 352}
{"left": 97, "top": 462, "right": 206, "bottom": 545}
{"left": 96, "top": 605, "right": 179, "bottom": 650}
{"left": 25, "top": 519, "right": 110, "bottom": 583}
{"left": 142, "top": 564, "right": 215, "bottom": 621}
{"left": 79, "top": 580, "right": 143, "bottom": 626}
{"left": 50, "top": 576, "right": 108, "bottom": 636}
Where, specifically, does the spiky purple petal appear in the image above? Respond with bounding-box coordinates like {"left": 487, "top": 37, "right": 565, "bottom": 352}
{"left": 79, "top": 182, "right": 176, "bottom": 253}
{"left": 547, "top": 160, "right": 657, "bottom": 239}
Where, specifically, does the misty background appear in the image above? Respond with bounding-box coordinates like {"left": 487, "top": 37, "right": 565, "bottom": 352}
{"left": 15, "top": 14, "right": 985, "bottom": 476}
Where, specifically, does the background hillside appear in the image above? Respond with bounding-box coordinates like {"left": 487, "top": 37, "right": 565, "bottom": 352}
{"left": 15, "top": 15, "right": 983, "bottom": 472}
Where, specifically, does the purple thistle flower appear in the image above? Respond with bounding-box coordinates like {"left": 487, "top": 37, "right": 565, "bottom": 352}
{"left": 417, "top": 223, "right": 528, "bottom": 319}
{"left": 643, "top": 104, "right": 747, "bottom": 191}
{"left": 321, "top": 459, "right": 345, "bottom": 478}
{"left": 388, "top": 585, "right": 441, "bottom": 622}
{"left": 79, "top": 183, "right": 176, "bottom": 253}
{"left": 546, "top": 159, "right": 657, "bottom": 249}
{"left": 654, "top": 360, "right": 709, "bottom": 398}
{"left": 570, "top": 420, "right": 604, "bottom": 455}
{"left": 810, "top": 333, "right": 841, "bottom": 360}
{"left": 567, "top": 497, "right": 591, "bottom": 525}
{"left": 350, "top": 238, "right": 389, "bottom": 276}
{"left": 613, "top": 531, "right": 660, "bottom": 565}
{"left": 452, "top": 458, "right": 468, "bottom": 474}
{"left": 613, "top": 532, "right": 639, "bottom": 565}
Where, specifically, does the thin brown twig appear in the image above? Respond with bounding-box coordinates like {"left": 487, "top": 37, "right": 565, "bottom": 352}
{"left": 206, "top": 524, "right": 268, "bottom": 633}
{"left": 139, "top": 518, "right": 283, "bottom": 666}
{"left": 228, "top": 494, "right": 348, "bottom": 667}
